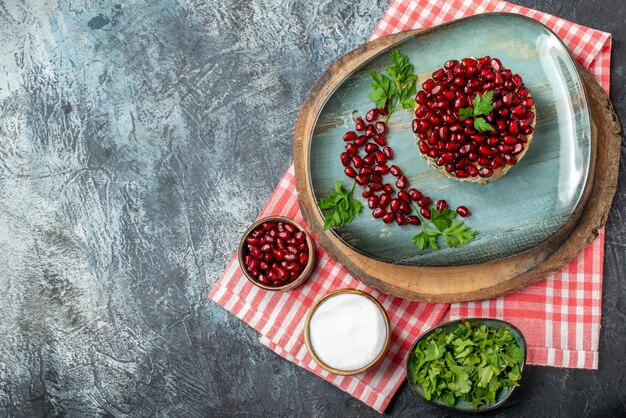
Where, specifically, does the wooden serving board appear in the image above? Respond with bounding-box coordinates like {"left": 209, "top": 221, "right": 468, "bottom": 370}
{"left": 293, "top": 15, "right": 621, "bottom": 302}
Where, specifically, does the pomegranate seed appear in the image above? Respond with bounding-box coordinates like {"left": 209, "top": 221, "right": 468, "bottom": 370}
{"left": 375, "top": 151, "right": 387, "bottom": 165}
{"left": 355, "top": 135, "right": 368, "bottom": 146}
{"left": 444, "top": 60, "right": 459, "bottom": 70}
{"left": 343, "top": 131, "right": 357, "bottom": 142}
{"left": 396, "top": 175, "right": 408, "bottom": 189}
{"left": 366, "top": 109, "right": 378, "bottom": 122}
{"left": 389, "top": 165, "right": 402, "bottom": 177}
{"left": 372, "top": 182, "right": 383, "bottom": 191}
{"left": 416, "top": 91, "right": 427, "bottom": 104}
{"left": 382, "top": 213, "right": 395, "bottom": 224}
{"left": 477, "top": 56, "right": 491, "bottom": 67}
{"left": 373, "top": 134, "right": 387, "bottom": 146}
{"left": 351, "top": 155, "right": 363, "bottom": 168}
{"left": 408, "top": 215, "right": 420, "bottom": 225}
{"left": 456, "top": 206, "right": 470, "bottom": 217}
{"left": 383, "top": 146, "right": 394, "bottom": 159}
{"left": 432, "top": 68, "right": 445, "bottom": 80}
{"left": 363, "top": 153, "right": 376, "bottom": 166}
{"left": 422, "top": 78, "right": 436, "bottom": 92}
{"left": 362, "top": 185, "right": 373, "bottom": 198}
{"left": 436, "top": 199, "right": 447, "bottom": 212}
{"left": 490, "top": 58, "right": 502, "bottom": 71}
{"left": 365, "top": 143, "right": 378, "bottom": 153}
{"left": 346, "top": 143, "right": 358, "bottom": 154}
{"left": 478, "top": 167, "right": 493, "bottom": 178}
{"left": 456, "top": 168, "right": 469, "bottom": 178}
{"left": 409, "top": 188, "right": 423, "bottom": 201}
{"left": 490, "top": 155, "right": 505, "bottom": 169}
{"left": 368, "top": 196, "right": 380, "bottom": 209}
{"left": 417, "top": 196, "right": 432, "bottom": 207}
{"left": 374, "top": 165, "right": 389, "bottom": 174}
{"left": 372, "top": 207, "right": 385, "bottom": 218}
{"left": 467, "top": 164, "right": 478, "bottom": 177}
{"left": 398, "top": 190, "right": 411, "bottom": 203}
{"left": 359, "top": 167, "right": 373, "bottom": 176}
{"left": 344, "top": 167, "right": 356, "bottom": 178}
{"left": 503, "top": 154, "right": 517, "bottom": 165}
{"left": 300, "top": 252, "right": 309, "bottom": 266}
{"left": 390, "top": 199, "right": 401, "bottom": 213}
{"left": 383, "top": 183, "right": 394, "bottom": 194}
{"left": 379, "top": 193, "right": 391, "bottom": 208}
{"left": 487, "top": 136, "right": 500, "bottom": 146}
{"left": 374, "top": 121, "right": 386, "bottom": 134}
{"left": 365, "top": 124, "right": 376, "bottom": 137}
{"left": 478, "top": 144, "right": 492, "bottom": 156}
{"left": 355, "top": 175, "right": 368, "bottom": 186}
{"left": 396, "top": 213, "right": 408, "bottom": 225}
{"left": 370, "top": 173, "right": 382, "bottom": 183}
{"left": 355, "top": 118, "right": 366, "bottom": 131}
{"left": 420, "top": 207, "right": 431, "bottom": 219}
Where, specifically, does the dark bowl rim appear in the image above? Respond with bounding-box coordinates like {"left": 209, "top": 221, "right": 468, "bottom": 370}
{"left": 405, "top": 317, "right": 527, "bottom": 413}
{"left": 238, "top": 215, "right": 316, "bottom": 291}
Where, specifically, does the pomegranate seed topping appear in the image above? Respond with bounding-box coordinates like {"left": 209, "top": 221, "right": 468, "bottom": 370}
{"left": 490, "top": 58, "right": 502, "bottom": 71}
{"left": 456, "top": 168, "right": 469, "bottom": 178}
{"left": 355, "top": 175, "right": 368, "bottom": 186}
{"left": 478, "top": 167, "right": 493, "bottom": 178}
{"left": 422, "top": 78, "right": 436, "bottom": 92}
{"left": 383, "top": 183, "right": 394, "bottom": 194}
{"left": 351, "top": 155, "right": 364, "bottom": 168}
{"left": 417, "top": 196, "right": 432, "bottom": 207}
{"left": 436, "top": 199, "right": 447, "bottom": 212}
{"left": 432, "top": 68, "right": 445, "bottom": 80}
{"left": 456, "top": 206, "right": 470, "bottom": 217}
{"left": 365, "top": 109, "right": 379, "bottom": 122}
{"left": 343, "top": 131, "right": 357, "bottom": 142}
{"left": 444, "top": 59, "right": 459, "bottom": 70}
{"left": 372, "top": 182, "right": 383, "bottom": 191}
{"left": 346, "top": 143, "right": 358, "bottom": 154}
{"left": 368, "top": 196, "right": 380, "bottom": 209}
{"left": 344, "top": 167, "right": 356, "bottom": 178}
{"left": 365, "top": 143, "right": 378, "bottom": 153}
{"left": 382, "top": 146, "right": 393, "bottom": 159}
{"left": 420, "top": 207, "right": 432, "bottom": 219}
{"left": 359, "top": 167, "right": 373, "bottom": 176}
{"left": 398, "top": 190, "right": 411, "bottom": 203}
{"left": 362, "top": 185, "right": 373, "bottom": 198}
{"left": 375, "top": 121, "right": 387, "bottom": 134}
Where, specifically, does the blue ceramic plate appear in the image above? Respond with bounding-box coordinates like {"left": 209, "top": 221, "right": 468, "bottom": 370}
{"left": 309, "top": 13, "right": 592, "bottom": 266}
{"left": 406, "top": 318, "right": 527, "bottom": 412}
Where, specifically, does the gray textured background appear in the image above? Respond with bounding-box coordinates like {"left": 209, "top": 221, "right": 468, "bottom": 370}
{"left": 0, "top": 0, "right": 624, "bottom": 416}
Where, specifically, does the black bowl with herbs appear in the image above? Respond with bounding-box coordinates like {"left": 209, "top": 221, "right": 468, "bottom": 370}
{"left": 406, "top": 318, "right": 527, "bottom": 413}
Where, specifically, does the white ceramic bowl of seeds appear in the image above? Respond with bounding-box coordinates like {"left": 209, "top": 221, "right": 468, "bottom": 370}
{"left": 303, "top": 288, "right": 391, "bottom": 375}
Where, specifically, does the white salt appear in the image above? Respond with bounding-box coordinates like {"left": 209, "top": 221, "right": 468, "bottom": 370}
{"left": 308, "top": 292, "right": 388, "bottom": 371}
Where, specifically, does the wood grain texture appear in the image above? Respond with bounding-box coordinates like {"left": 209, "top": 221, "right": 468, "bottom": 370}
{"left": 294, "top": 15, "right": 621, "bottom": 302}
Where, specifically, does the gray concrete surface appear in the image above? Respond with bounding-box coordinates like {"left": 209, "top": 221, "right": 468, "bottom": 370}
{"left": 0, "top": 0, "right": 624, "bottom": 416}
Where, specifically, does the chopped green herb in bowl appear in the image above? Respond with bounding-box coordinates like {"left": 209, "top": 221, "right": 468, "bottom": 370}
{"left": 406, "top": 318, "right": 526, "bottom": 412}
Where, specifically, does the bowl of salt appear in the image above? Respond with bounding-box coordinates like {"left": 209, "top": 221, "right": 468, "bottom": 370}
{"left": 303, "top": 288, "right": 391, "bottom": 375}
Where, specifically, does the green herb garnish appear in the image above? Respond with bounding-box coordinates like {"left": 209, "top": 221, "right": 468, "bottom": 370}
{"left": 459, "top": 90, "right": 495, "bottom": 132}
{"left": 367, "top": 50, "right": 417, "bottom": 120}
{"left": 411, "top": 208, "right": 477, "bottom": 251}
{"left": 317, "top": 181, "right": 363, "bottom": 230}
{"left": 409, "top": 321, "right": 524, "bottom": 408}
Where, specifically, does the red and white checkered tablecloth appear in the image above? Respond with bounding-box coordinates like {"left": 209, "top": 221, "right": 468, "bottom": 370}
{"left": 209, "top": 0, "right": 612, "bottom": 412}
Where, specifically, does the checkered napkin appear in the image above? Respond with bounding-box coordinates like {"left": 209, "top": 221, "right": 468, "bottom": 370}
{"left": 209, "top": 0, "right": 612, "bottom": 412}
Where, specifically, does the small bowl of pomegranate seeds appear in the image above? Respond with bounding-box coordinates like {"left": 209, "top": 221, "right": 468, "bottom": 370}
{"left": 239, "top": 216, "right": 316, "bottom": 291}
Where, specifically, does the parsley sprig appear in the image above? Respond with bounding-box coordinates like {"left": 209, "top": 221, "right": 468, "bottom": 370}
{"left": 409, "top": 321, "right": 525, "bottom": 408}
{"left": 317, "top": 181, "right": 363, "bottom": 230}
{"left": 367, "top": 50, "right": 417, "bottom": 121}
{"left": 411, "top": 208, "right": 477, "bottom": 250}
{"left": 459, "top": 90, "right": 495, "bottom": 132}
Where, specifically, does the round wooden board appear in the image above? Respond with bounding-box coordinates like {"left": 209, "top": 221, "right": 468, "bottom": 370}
{"left": 293, "top": 25, "right": 621, "bottom": 303}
